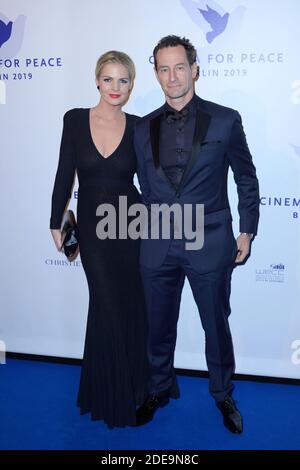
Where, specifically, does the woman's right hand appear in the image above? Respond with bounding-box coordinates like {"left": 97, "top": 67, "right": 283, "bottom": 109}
{"left": 51, "top": 229, "right": 63, "bottom": 251}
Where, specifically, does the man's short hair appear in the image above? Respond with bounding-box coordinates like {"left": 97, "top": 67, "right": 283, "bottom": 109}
{"left": 153, "top": 35, "right": 197, "bottom": 70}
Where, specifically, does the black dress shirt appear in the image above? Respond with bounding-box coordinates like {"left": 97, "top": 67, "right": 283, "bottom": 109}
{"left": 159, "top": 94, "right": 197, "bottom": 190}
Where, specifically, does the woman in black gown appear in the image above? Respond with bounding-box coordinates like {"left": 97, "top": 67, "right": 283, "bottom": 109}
{"left": 50, "top": 51, "right": 148, "bottom": 428}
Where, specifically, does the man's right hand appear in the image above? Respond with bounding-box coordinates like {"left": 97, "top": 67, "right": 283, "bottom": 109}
{"left": 235, "top": 233, "right": 252, "bottom": 263}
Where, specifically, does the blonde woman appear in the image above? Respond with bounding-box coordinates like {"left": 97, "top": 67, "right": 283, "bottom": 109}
{"left": 50, "top": 51, "right": 148, "bottom": 428}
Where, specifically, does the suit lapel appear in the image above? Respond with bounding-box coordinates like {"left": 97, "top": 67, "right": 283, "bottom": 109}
{"left": 150, "top": 113, "right": 176, "bottom": 189}
{"left": 150, "top": 113, "right": 161, "bottom": 168}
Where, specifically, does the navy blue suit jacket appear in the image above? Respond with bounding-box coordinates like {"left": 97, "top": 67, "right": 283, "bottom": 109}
{"left": 134, "top": 95, "right": 259, "bottom": 274}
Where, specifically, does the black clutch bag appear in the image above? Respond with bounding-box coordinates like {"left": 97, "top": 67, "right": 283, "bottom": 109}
{"left": 61, "top": 210, "right": 79, "bottom": 260}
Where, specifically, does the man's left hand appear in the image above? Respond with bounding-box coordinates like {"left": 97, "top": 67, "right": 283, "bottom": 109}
{"left": 235, "top": 233, "right": 252, "bottom": 263}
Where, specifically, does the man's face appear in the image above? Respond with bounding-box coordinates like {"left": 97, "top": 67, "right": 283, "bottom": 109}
{"left": 155, "top": 45, "right": 197, "bottom": 101}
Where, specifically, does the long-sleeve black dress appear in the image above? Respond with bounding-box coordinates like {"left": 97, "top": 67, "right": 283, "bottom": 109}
{"left": 50, "top": 109, "right": 148, "bottom": 428}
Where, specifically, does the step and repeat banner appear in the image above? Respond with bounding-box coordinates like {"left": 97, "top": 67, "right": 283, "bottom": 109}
{"left": 1, "top": 0, "right": 299, "bottom": 378}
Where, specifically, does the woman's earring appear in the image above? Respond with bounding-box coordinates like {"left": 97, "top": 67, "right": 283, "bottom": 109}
{"left": 97, "top": 85, "right": 99, "bottom": 90}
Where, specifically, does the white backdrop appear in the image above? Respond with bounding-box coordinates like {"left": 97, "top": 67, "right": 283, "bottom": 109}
{"left": 1, "top": 0, "right": 300, "bottom": 378}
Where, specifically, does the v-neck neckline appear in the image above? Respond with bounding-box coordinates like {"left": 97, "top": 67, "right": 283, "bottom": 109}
{"left": 88, "top": 108, "right": 127, "bottom": 160}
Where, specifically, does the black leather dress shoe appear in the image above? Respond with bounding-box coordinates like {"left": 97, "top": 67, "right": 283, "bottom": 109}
{"left": 217, "top": 396, "right": 243, "bottom": 434}
{"left": 136, "top": 395, "right": 170, "bottom": 426}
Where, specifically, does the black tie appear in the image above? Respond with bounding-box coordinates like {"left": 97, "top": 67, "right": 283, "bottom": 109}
{"left": 165, "top": 107, "right": 189, "bottom": 124}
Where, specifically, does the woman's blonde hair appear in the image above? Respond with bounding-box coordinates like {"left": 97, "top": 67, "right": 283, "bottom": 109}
{"left": 95, "top": 50, "right": 135, "bottom": 88}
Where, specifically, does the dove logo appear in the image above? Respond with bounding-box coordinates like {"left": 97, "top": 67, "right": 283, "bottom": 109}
{"left": 0, "top": 13, "right": 26, "bottom": 58}
{"left": 0, "top": 79, "right": 5, "bottom": 104}
{"left": 0, "top": 340, "right": 6, "bottom": 365}
{"left": 291, "top": 80, "right": 300, "bottom": 105}
{"left": 0, "top": 18, "right": 12, "bottom": 47}
{"left": 180, "top": 0, "right": 244, "bottom": 45}
{"left": 198, "top": 4, "right": 228, "bottom": 43}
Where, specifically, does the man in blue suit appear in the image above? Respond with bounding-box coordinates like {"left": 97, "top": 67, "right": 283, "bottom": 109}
{"left": 134, "top": 35, "right": 259, "bottom": 433}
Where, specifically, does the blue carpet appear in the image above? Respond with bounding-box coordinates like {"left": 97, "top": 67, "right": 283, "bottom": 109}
{"left": 0, "top": 359, "right": 299, "bottom": 450}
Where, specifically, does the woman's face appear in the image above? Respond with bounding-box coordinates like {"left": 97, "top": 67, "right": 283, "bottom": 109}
{"left": 96, "top": 62, "right": 131, "bottom": 107}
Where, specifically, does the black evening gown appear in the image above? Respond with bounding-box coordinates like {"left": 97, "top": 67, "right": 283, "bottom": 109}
{"left": 50, "top": 109, "right": 148, "bottom": 428}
